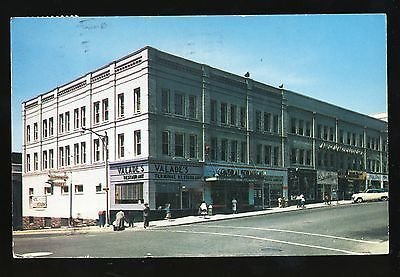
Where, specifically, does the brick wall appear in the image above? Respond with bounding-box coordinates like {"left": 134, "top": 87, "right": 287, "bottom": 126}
{"left": 22, "top": 216, "right": 98, "bottom": 229}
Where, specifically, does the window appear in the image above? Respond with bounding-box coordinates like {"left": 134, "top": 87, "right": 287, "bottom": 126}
{"left": 221, "top": 139, "right": 228, "bottom": 161}
{"left": 240, "top": 142, "right": 247, "bottom": 163}
{"left": 118, "top": 134, "right": 124, "bottom": 158}
{"left": 94, "top": 101, "right": 100, "bottom": 124}
{"left": 330, "top": 127, "right": 335, "bottom": 141}
{"left": 210, "top": 100, "right": 217, "bottom": 122}
{"left": 94, "top": 139, "right": 101, "bottom": 161}
{"left": 45, "top": 186, "right": 53, "bottom": 195}
{"left": 27, "top": 125, "right": 31, "bottom": 142}
{"left": 298, "top": 120, "right": 304, "bottom": 135}
{"left": 96, "top": 183, "right": 102, "bottom": 193}
{"left": 347, "top": 132, "right": 351, "bottom": 145}
{"left": 188, "top": 95, "right": 197, "bottom": 119}
{"left": 118, "top": 93, "right": 124, "bottom": 117}
{"left": 323, "top": 126, "right": 328, "bottom": 140}
{"left": 306, "top": 122, "right": 311, "bottom": 137}
{"left": 134, "top": 130, "right": 141, "bottom": 155}
{"left": 65, "top": 146, "right": 70, "bottom": 166}
{"left": 81, "top": 142, "right": 86, "bottom": 164}
{"left": 59, "top": 114, "right": 64, "bottom": 133}
{"left": 299, "top": 149, "right": 304, "bottom": 165}
{"left": 62, "top": 185, "right": 69, "bottom": 194}
{"left": 189, "top": 134, "right": 197, "bottom": 158}
{"left": 161, "top": 88, "right": 170, "bottom": 113}
{"left": 291, "top": 118, "right": 296, "bottom": 134}
{"left": 115, "top": 183, "right": 143, "bottom": 204}
{"left": 264, "top": 113, "right": 271, "bottom": 132}
{"left": 255, "top": 110, "right": 261, "bottom": 131}
{"left": 74, "top": 108, "right": 79, "bottom": 129}
{"left": 59, "top": 147, "right": 65, "bottom": 167}
{"left": 352, "top": 133, "right": 356, "bottom": 146}
{"left": 175, "top": 133, "right": 184, "bottom": 157}
{"left": 29, "top": 188, "right": 34, "bottom": 196}
{"left": 264, "top": 145, "right": 271, "bottom": 165}
{"left": 42, "top": 150, "right": 48, "bottom": 169}
{"left": 162, "top": 131, "right": 170, "bottom": 155}
{"left": 291, "top": 148, "right": 297, "bottom": 164}
{"left": 75, "top": 184, "right": 83, "bottom": 194}
{"left": 43, "top": 119, "right": 48, "bottom": 138}
{"left": 49, "top": 149, "right": 54, "bottom": 169}
{"left": 230, "top": 105, "right": 237, "bottom": 126}
{"left": 33, "top": 152, "right": 38, "bottom": 170}
{"left": 65, "top": 112, "right": 70, "bottom": 132}
{"left": 102, "top": 99, "right": 109, "bottom": 121}
{"left": 306, "top": 150, "right": 312, "bottom": 166}
{"left": 230, "top": 140, "right": 237, "bottom": 162}
{"left": 240, "top": 107, "right": 246, "bottom": 128}
{"left": 175, "top": 93, "right": 184, "bottom": 115}
{"left": 80, "top": 106, "right": 86, "bottom": 127}
{"left": 256, "top": 144, "right": 262, "bottom": 164}
{"left": 74, "top": 143, "right": 80, "bottom": 165}
{"left": 339, "top": 130, "right": 344, "bottom": 144}
{"left": 221, "top": 103, "right": 227, "bottom": 124}
{"left": 26, "top": 154, "right": 31, "bottom": 172}
{"left": 359, "top": 134, "right": 364, "bottom": 147}
{"left": 317, "top": 125, "right": 322, "bottom": 139}
{"left": 103, "top": 136, "right": 109, "bottom": 160}
{"left": 134, "top": 88, "right": 141, "bottom": 113}
{"left": 210, "top": 137, "right": 218, "bottom": 161}
{"left": 273, "top": 115, "right": 279, "bottom": 133}
{"left": 34, "top": 123, "right": 38, "bottom": 141}
{"left": 273, "top": 146, "right": 280, "bottom": 166}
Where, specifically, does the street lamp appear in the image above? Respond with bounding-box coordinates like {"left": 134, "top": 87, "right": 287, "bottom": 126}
{"left": 81, "top": 127, "right": 110, "bottom": 225}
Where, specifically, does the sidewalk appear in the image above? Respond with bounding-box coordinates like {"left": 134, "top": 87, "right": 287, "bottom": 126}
{"left": 13, "top": 200, "right": 353, "bottom": 236}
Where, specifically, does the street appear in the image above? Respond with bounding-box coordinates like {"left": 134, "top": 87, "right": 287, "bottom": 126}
{"left": 13, "top": 201, "right": 388, "bottom": 258}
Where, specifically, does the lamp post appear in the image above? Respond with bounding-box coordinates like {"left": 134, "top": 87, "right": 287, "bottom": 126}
{"left": 81, "top": 127, "right": 110, "bottom": 225}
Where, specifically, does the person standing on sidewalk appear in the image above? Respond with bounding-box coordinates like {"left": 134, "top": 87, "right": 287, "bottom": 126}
{"left": 143, "top": 203, "right": 150, "bottom": 229}
{"left": 165, "top": 203, "right": 171, "bottom": 220}
{"left": 232, "top": 198, "right": 237, "bottom": 214}
{"left": 98, "top": 210, "right": 104, "bottom": 227}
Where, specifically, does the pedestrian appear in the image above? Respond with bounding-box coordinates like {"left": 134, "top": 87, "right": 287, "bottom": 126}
{"left": 143, "top": 203, "right": 150, "bottom": 229}
{"left": 232, "top": 198, "right": 237, "bottom": 214}
{"left": 300, "top": 194, "right": 306, "bottom": 208}
{"left": 98, "top": 210, "right": 104, "bottom": 227}
{"left": 199, "top": 201, "right": 207, "bottom": 217}
{"left": 114, "top": 210, "right": 125, "bottom": 231}
{"left": 165, "top": 203, "right": 171, "bottom": 220}
{"left": 102, "top": 210, "right": 106, "bottom": 227}
{"left": 296, "top": 194, "right": 301, "bottom": 208}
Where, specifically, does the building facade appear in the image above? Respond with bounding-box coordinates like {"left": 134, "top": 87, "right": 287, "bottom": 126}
{"left": 12, "top": 152, "right": 23, "bottom": 230}
{"left": 22, "top": 46, "right": 388, "bottom": 229}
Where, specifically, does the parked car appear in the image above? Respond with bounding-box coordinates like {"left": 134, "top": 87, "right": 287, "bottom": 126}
{"left": 351, "top": 188, "right": 388, "bottom": 203}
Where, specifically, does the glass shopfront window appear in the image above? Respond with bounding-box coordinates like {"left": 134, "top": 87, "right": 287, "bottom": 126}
{"left": 115, "top": 182, "right": 143, "bottom": 204}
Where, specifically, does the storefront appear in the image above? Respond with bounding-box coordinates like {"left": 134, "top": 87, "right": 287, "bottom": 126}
{"left": 316, "top": 170, "right": 338, "bottom": 201}
{"left": 204, "top": 164, "right": 287, "bottom": 212}
{"left": 338, "top": 170, "right": 366, "bottom": 200}
{"left": 288, "top": 168, "right": 317, "bottom": 202}
{"left": 367, "top": 173, "right": 389, "bottom": 190}
{"left": 109, "top": 159, "right": 204, "bottom": 219}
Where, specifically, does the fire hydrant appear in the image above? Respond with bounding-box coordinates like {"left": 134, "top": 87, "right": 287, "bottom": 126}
{"left": 208, "top": 204, "right": 213, "bottom": 216}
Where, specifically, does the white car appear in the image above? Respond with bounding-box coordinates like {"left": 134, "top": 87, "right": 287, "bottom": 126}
{"left": 351, "top": 188, "right": 389, "bottom": 203}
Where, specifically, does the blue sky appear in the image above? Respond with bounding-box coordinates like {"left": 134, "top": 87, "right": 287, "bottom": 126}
{"left": 11, "top": 15, "right": 387, "bottom": 152}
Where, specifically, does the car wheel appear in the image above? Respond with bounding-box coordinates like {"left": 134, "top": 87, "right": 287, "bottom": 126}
{"left": 356, "top": 198, "right": 363, "bottom": 203}
{"left": 381, "top": 196, "right": 388, "bottom": 201}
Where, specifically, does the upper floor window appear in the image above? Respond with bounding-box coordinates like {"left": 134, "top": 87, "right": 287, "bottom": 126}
{"left": 161, "top": 88, "right": 170, "bottom": 113}
{"left": 42, "top": 150, "right": 48, "bottom": 169}
{"left": 255, "top": 110, "right": 261, "bottom": 131}
{"left": 134, "top": 88, "right": 141, "bottom": 113}
{"left": 80, "top": 106, "right": 86, "bottom": 127}
{"left": 264, "top": 145, "right": 271, "bottom": 165}
{"left": 175, "top": 133, "right": 184, "bottom": 157}
{"left": 273, "top": 115, "right": 279, "bottom": 133}
{"left": 210, "top": 100, "right": 217, "bottom": 123}
{"left": 33, "top": 122, "right": 38, "bottom": 141}
{"left": 49, "top": 149, "right": 54, "bottom": 169}
{"left": 220, "top": 103, "right": 227, "bottom": 124}
{"left": 134, "top": 130, "right": 141, "bottom": 156}
{"left": 210, "top": 137, "right": 217, "bottom": 161}
{"left": 59, "top": 147, "right": 64, "bottom": 167}
{"left": 188, "top": 95, "right": 197, "bottom": 119}
{"left": 26, "top": 125, "right": 31, "bottom": 143}
{"left": 162, "top": 131, "right": 170, "bottom": 155}
{"left": 291, "top": 118, "right": 296, "bottom": 134}
{"left": 273, "top": 146, "right": 280, "bottom": 166}
{"left": 65, "top": 146, "right": 70, "bottom": 166}
{"left": 59, "top": 114, "right": 64, "bottom": 133}
{"left": 230, "top": 140, "right": 237, "bottom": 162}
{"left": 94, "top": 101, "right": 100, "bottom": 124}
{"left": 189, "top": 134, "right": 197, "bottom": 158}
{"left": 298, "top": 120, "right": 304, "bottom": 135}
{"left": 118, "top": 134, "right": 125, "bottom": 158}
{"left": 240, "top": 141, "right": 247, "bottom": 163}
{"left": 175, "top": 93, "right": 184, "bottom": 116}
{"left": 118, "top": 93, "right": 125, "bottom": 118}
{"left": 240, "top": 107, "right": 246, "bottom": 128}
{"left": 230, "top": 105, "right": 237, "bottom": 126}
{"left": 74, "top": 108, "right": 80, "bottom": 129}
{"left": 65, "top": 112, "right": 70, "bottom": 132}
{"left": 94, "top": 139, "right": 101, "bottom": 161}
{"left": 102, "top": 99, "right": 109, "bottom": 121}
{"left": 305, "top": 121, "right": 311, "bottom": 137}
{"left": 26, "top": 154, "right": 31, "bottom": 172}
{"left": 81, "top": 142, "right": 86, "bottom": 164}
{"left": 42, "top": 119, "right": 48, "bottom": 138}
{"left": 329, "top": 127, "right": 335, "bottom": 141}
{"left": 221, "top": 139, "right": 228, "bottom": 161}
{"left": 74, "top": 143, "right": 80, "bottom": 165}
{"left": 264, "top": 112, "right": 271, "bottom": 132}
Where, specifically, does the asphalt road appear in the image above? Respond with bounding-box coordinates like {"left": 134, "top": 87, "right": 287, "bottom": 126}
{"left": 13, "top": 201, "right": 389, "bottom": 258}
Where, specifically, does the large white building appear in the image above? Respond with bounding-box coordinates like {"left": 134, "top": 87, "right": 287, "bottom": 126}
{"left": 22, "top": 46, "right": 388, "bottom": 229}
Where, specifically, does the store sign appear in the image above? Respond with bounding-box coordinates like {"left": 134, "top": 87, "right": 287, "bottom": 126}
{"left": 205, "top": 165, "right": 285, "bottom": 183}
{"left": 152, "top": 163, "right": 202, "bottom": 181}
{"left": 367, "top": 173, "right": 383, "bottom": 181}
{"left": 115, "top": 164, "right": 146, "bottom": 180}
{"left": 319, "top": 142, "right": 363, "bottom": 155}
{"left": 31, "top": 195, "right": 47, "bottom": 208}
{"left": 317, "top": 171, "right": 338, "bottom": 185}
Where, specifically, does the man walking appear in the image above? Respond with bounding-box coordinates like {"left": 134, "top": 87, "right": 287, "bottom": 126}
{"left": 143, "top": 203, "right": 150, "bottom": 229}
{"left": 232, "top": 198, "right": 237, "bottom": 214}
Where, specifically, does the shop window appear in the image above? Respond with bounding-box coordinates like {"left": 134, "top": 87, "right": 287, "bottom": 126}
{"left": 115, "top": 183, "right": 143, "bottom": 204}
